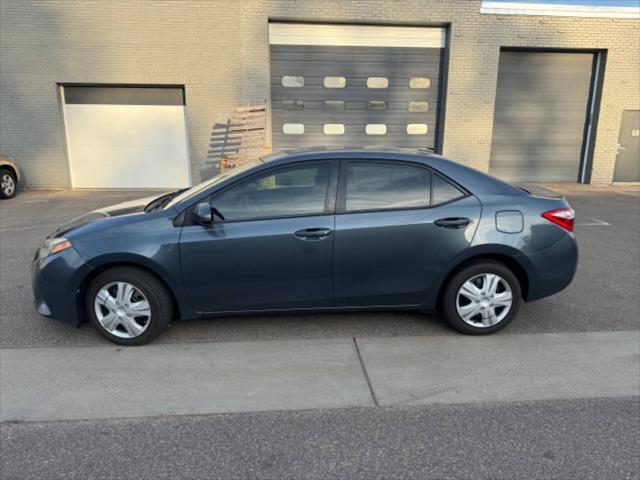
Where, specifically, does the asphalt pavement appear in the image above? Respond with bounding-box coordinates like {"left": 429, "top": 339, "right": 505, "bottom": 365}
{"left": 3, "top": 398, "right": 638, "bottom": 479}
{"left": 1, "top": 184, "right": 639, "bottom": 479}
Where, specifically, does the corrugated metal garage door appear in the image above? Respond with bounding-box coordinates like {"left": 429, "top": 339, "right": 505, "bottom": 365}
{"left": 269, "top": 23, "right": 446, "bottom": 151}
{"left": 489, "top": 51, "right": 595, "bottom": 182}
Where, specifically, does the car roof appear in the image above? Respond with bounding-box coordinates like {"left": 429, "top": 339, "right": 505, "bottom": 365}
{"left": 168, "top": 146, "right": 522, "bottom": 211}
{"left": 261, "top": 146, "right": 434, "bottom": 163}
{"left": 260, "top": 146, "right": 522, "bottom": 197}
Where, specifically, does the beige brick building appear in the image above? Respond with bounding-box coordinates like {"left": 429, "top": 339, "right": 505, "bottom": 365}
{"left": 1, "top": 0, "right": 638, "bottom": 189}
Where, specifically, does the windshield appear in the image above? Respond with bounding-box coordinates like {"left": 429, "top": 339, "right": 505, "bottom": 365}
{"left": 164, "top": 161, "right": 261, "bottom": 209}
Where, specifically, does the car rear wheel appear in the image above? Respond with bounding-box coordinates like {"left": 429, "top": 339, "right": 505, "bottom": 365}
{"left": 86, "top": 267, "right": 173, "bottom": 345}
{"left": 0, "top": 168, "right": 17, "bottom": 199}
{"left": 442, "top": 260, "right": 522, "bottom": 335}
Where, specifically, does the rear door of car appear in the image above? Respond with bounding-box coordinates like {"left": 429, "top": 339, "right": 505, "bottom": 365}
{"left": 333, "top": 159, "right": 481, "bottom": 307}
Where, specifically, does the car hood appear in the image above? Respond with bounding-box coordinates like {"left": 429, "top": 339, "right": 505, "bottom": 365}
{"left": 48, "top": 194, "right": 161, "bottom": 238}
{"left": 93, "top": 195, "right": 163, "bottom": 216}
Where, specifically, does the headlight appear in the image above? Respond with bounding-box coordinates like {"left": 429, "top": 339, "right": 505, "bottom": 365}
{"left": 39, "top": 238, "right": 73, "bottom": 258}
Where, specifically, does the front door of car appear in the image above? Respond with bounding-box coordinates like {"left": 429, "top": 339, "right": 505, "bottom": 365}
{"left": 333, "top": 160, "right": 481, "bottom": 307}
{"left": 179, "top": 161, "right": 338, "bottom": 312}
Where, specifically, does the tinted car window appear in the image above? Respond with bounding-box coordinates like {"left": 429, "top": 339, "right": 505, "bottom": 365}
{"left": 213, "top": 163, "right": 331, "bottom": 221}
{"left": 165, "top": 161, "right": 259, "bottom": 209}
{"left": 345, "top": 162, "right": 430, "bottom": 212}
{"left": 432, "top": 174, "right": 465, "bottom": 205}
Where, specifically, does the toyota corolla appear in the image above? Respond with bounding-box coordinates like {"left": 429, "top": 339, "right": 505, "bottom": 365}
{"left": 32, "top": 147, "right": 578, "bottom": 345}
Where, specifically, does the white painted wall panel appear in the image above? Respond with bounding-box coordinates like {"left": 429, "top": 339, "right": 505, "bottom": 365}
{"left": 269, "top": 23, "right": 446, "bottom": 48}
{"left": 63, "top": 104, "right": 191, "bottom": 189}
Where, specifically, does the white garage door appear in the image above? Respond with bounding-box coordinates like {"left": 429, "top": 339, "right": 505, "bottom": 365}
{"left": 62, "top": 86, "right": 191, "bottom": 189}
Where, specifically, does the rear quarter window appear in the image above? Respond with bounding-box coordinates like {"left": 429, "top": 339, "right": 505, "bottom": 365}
{"left": 431, "top": 174, "right": 465, "bottom": 205}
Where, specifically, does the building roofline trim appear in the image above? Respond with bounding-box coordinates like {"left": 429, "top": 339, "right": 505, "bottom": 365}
{"left": 481, "top": 1, "right": 640, "bottom": 18}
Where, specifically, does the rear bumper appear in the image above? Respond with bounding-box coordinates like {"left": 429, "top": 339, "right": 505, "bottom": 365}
{"left": 31, "top": 247, "right": 92, "bottom": 325}
{"left": 524, "top": 232, "right": 578, "bottom": 302}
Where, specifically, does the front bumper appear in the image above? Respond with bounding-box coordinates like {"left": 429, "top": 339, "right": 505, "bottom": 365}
{"left": 31, "top": 246, "right": 92, "bottom": 325}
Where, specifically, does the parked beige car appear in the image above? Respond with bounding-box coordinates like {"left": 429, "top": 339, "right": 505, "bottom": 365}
{"left": 0, "top": 154, "right": 21, "bottom": 199}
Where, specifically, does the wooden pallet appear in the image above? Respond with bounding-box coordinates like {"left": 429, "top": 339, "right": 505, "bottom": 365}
{"left": 207, "top": 102, "right": 270, "bottom": 172}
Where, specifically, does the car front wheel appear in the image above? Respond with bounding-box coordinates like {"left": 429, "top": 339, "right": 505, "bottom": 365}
{"left": 442, "top": 260, "right": 522, "bottom": 335}
{"left": 86, "top": 266, "right": 173, "bottom": 345}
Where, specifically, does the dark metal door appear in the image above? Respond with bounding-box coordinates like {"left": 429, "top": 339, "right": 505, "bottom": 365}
{"left": 489, "top": 51, "right": 595, "bottom": 182}
{"left": 270, "top": 44, "right": 444, "bottom": 150}
{"left": 613, "top": 110, "right": 640, "bottom": 182}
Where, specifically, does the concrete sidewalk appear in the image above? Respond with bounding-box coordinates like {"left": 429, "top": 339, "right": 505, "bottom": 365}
{"left": 2, "top": 331, "right": 638, "bottom": 422}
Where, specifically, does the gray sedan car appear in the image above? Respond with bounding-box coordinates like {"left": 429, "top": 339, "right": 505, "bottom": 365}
{"left": 32, "top": 147, "right": 577, "bottom": 345}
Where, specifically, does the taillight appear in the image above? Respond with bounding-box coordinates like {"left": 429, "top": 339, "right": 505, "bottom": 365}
{"left": 542, "top": 208, "right": 575, "bottom": 232}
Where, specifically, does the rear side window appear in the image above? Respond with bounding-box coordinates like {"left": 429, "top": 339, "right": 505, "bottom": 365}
{"left": 345, "top": 162, "right": 430, "bottom": 212}
{"left": 212, "top": 163, "right": 331, "bottom": 221}
{"left": 431, "top": 174, "right": 465, "bottom": 205}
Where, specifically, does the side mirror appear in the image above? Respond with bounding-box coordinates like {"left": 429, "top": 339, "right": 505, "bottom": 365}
{"left": 193, "top": 202, "right": 212, "bottom": 225}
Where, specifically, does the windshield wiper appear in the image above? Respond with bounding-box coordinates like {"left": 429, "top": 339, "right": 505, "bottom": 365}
{"left": 144, "top": 189, "right": 188, "bottom": 213}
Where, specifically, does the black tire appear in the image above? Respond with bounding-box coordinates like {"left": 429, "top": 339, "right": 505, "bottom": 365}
{"left": 86, "top": 266, "right": 173, "bottom": 345}
{"left": 441, "top": 260, "right": 522, "bottom": 335}
{"left": 0, "top": 168, "right": 17, "bottom": 199}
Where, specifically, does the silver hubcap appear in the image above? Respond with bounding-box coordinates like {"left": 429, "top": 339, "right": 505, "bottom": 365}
{"left": 94, "top": 282, "right": 151, "bottom": 339}
{"left": 1, "top": 174, "right": 15, "bottom": 196}
{"left": 456, "top": 273, "right": 513, "bottom": 328}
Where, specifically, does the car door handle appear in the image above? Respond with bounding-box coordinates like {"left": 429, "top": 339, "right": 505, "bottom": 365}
{"left": 294, "top": 228, "right": 333, "bottom": 239}
{"left": 434, "top": 217, "right": 471, "bottom": 229}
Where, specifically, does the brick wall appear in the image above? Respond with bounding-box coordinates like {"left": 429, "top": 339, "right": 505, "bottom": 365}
{"left": 1, "top": 0, "right": 638, "bottom": 188}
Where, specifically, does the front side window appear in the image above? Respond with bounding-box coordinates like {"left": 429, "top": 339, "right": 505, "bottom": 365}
{"left": 345, "top": 162, "right": 430, "bottom": 212}
{"left": 212, "top": 163, "right": 331, "bottom": 221}
{"left": 165, "top": 161, "right": 260, "bottom": 209}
